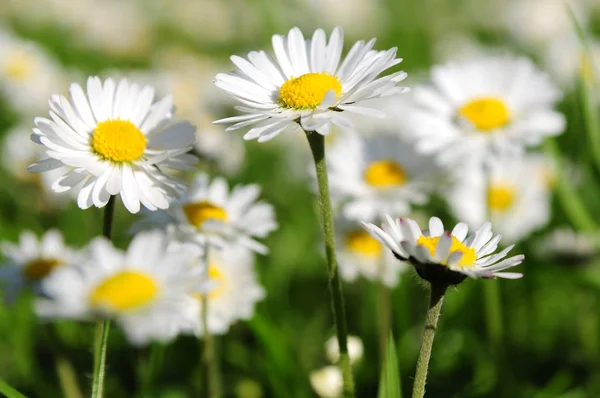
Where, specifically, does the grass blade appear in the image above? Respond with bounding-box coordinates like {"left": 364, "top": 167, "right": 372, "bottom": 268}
{"left": 378, "top": 332, "right": 402, "bottom": 398}
{"left": 0, "top": 378, "right": 27, "bottom": 398}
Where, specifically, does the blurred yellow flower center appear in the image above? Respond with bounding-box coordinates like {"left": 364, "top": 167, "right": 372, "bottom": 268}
{"left": 92, "top": 120, "right": 147, "bottom": 163}
{"left": 364, "top": 160, "right": 407, "bottom": 187}
{"left": 90, "top": 271, "right": 158, "bottom": 311}
{"left": 346, "top": 230, "right": 382, "bottom": 257}
{"left": 183, "top": 201, "right": 228, "bottom": 227}
{"left": 417, "top": 235, "right": 477, "bottom": 267}
{"left": 23, "top": 258, "right": 62, "bottom": 281}
{"left": 279, "top": 73, "right": 342, "bottom": 109}
{"left": 192, "top": 265, "right": 227, "bottom": 300}
{"left": 4, "top": 51, "right": 36, "bottom": 81}
{"left": 488, "top": 184, "right": 516, "bottom": 212}
{"left": 459, "top": 97, "right": 510, "bottom": 131}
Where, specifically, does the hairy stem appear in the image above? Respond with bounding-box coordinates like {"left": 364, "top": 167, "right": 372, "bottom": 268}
{"left": 305, "top": 131, "right": 355, "bottom": 397}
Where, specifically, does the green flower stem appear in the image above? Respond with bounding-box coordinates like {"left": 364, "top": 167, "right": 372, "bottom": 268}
{"left": 91, "top": 196, "right": 115, "bottom": 398}
{"left": 377, "top": 281, "right": 392, "bottom": 365}
{"left": 201, "top": 244, "right": 222, "bottom": 398}
{"left": 305, "top": 131, "right": 355, "bottom": 398}
{"left": 412, "top": 282, "right": 448, "bottom": 398}
{"left": 484, "top": 172, "right": 504, "bottom": 355}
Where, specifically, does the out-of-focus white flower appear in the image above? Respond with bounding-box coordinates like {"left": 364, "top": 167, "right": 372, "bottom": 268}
{"left": 1, "top": 124, "right": 74, "bottom": 206}
{"left": 363, "top": 216, "right": 524, "bottom": 283}
{"left": 310, "top": 366, "right": 343, "bottom": 398}
{"left": 153, "top": 50, "right": 245, "bottom": 174}
{"left": 535, "top": 227, "right": 599, "bottom": 266}
{"left": 503, "top": 0, "right": 587, "bottom": 49}
{"left": 36, "top": 230, "right": 202, "bottom": 345}
{"left": 336, "top": 217, "right": 409, "bottom": 287}
{"left": 0, "top": 30, "right": 67, "bottom": 116}
{"left": 327, "top": 130, "right": 438, "bottom": 222}
{"left": 407, "top": 55, "right": 565, "bottom": 166}
{"left": 325, "top": 335, "right": 364, "bottom": 365}
{"left": 295, "top": 0, "right": 381, "bottom": 38}
{"left": 76, "top": 0, "right": 151, "bottom": 57}
{"left": 135, "top": 173, "right": 277, "bottom": 254}
{"left": 542, "top": 35, "right": 600, "bottom": 88}
{"left": 214, "top": 26, "right": 408, "bottom": 141}
{"left": 151, "top": 0, "right": 259, "bottom": 44}
{"left": 0, "top": 229, "right": 80, "bottom": 302}
{"left": 28, "top": 76, "right": 197, "bottom": 214}
{"left": 447, "top": 154, "right": 552, "bottom": 244}
{"left": 192, "top": 244, "right": 265, "bottom": 336}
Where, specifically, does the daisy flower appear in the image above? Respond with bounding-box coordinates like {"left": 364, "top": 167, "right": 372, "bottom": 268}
{"left": 447, "top": 154, "right": 552, "bottom": 243}
{"left": 535, "top": 227, "right": 598, "bottom": 266}
{"left": 28, "top": 76, "right": 198, "bottom": 214}
{"left": 336, "top": 217, "right": 408, "bottom": 287}
{"left": 407, "top": 55, "right": 565, "bottom": 166}
{"left": 214, "top": 26, "right": 408, "bottom": 142}
{"left": 328, "top": 130, "right": 439, "bottom": 222}
{"left": 2, "top": 124, "right": 74, "bottom": 206}
{"left": 310, "top": 366, "right": 343, "bottom": 398}
{"left": 0, "top": 29, "right": 67, "bottom": 115}
{"left": 136, "top": 173, "right": 278, "bottom": 254}
{"left": 362, "top": 216, "right": 524, "bottom": 284}
{"left": 325, "top": 334, "right": 364, "bottom": 365}
{"left": 191, "top": 244, "right": 265, "bottom": 335}
{"left": 0, "top": 229, "right": 80, "bottom": 302}
{"left": 36, "top": 230, "right": 202, "bottom": 345}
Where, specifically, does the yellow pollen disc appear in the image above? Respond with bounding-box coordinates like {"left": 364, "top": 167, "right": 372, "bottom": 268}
{"left": 416, "top": 235, "right": 478, "bottom": 268}
{"left": 279, "top": 72, "right": 342, "bottom": 109}
{"left": 459, "top": 97, "right": 510, "bottom": 131}
{"left": 488, "top": 184, "right": 516, "bottom": 212}
{"left": 183, "top": 201, "right": 228, "bottom": 228}
{"left": 345, "top": 230, "right": 382, "bottom": 257}
{"left": 23, "top": 258, "right": 62, "bottom": 281}
{"left": 193, "top": 265, "right": 227, "bottom": 300}
{"left": 4, "top": 51, "right": 36, "bottom": 81}
{"left": 91, "top": 120, "right": 147, "bottom": 163}
{"left": 89, "top": 271, "right": 158, "bottom": 312}
{"left": 364, "top": 160, "right": 407, "bottom": 187}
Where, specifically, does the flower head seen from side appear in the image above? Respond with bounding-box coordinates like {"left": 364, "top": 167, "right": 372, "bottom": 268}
{"left": 0, "top": 229, "right": 80, "bottom": 302}
{"left": 336, "top": 217, "right": 409, "bottom": 288}
{"left": 328, "top": 130, "right": 439, "bottom": 222}
{"left": 407, "top": 55, "right": 565, "bottom": 166}
{"left": 447, "top": 154, "right": 552, "bottom": 244}
{"left": 36, "top": 230, "right": 202, "bottom": 345}
{"left": 214, "top": 26, "right": 408, "bottom": 142}
{"left": 28, "top": 76, "right": 198, "bottom": 214}
{"left": 362, "top": 216, "right": 524, "bottom": 285}
{"left": 190, "top": 244, "right": 265, "bottom": 336}
{"left": 136, "top": 173, "right": 278, "bottom": 254}
{"left": 535, "top": 227, "right": 599, "bottom": 267}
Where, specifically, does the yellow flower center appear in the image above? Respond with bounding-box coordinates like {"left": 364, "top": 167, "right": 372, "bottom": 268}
{"left": 91, "top": 120, "right": 147, "bottom": 163}
{"left": 183, "top": 201, "right": 228, "bottom": 228}
{"left": 459, "top": 97, "right": 510, "bottom": 131}
{"left": 89, "top": 271, "right": 158, "bottom": 312}
{"left": 488, "top": 184, "right": 516, "bottom": 212}
{"left": 192, "top": 265, "right": 227, "bottom": 300}
{"left": 364, "top": 160, "right": 407, "bottom": 187}
{"left": 345, "top": 230, "right": 382, "bottom": 257}
{"left": 417, "top": 235, "right": 477, "bottom": 267}
{"left": 279, "top": 72, "right": 342, "bottom": 109}
{"left": 4, "top": 51, "right": 36, "bottom": 82}
{"left": 23, "top": 258, "right": 62, "bottom": 281}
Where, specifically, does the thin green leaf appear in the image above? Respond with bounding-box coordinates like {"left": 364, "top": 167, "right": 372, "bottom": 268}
{"left": 0, "top": 378, "right": 27, "bottom": 398}
{"left": 378, "top": 332, "right": 402, "bottom": 398}
{"left": 543, "top": 140, "right": 596, "bottom": 232}
{"left": 567, "top": 6, "right": 600, "bottom": 178}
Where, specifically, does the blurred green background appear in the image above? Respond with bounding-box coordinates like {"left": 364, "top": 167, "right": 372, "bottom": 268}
{"left": 2, "top": 0, "right": 600, "bottom": 397}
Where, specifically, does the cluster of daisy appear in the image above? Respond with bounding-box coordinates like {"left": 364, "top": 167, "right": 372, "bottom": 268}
{"left": 0, "top": 75, "right": 277, "bottom": 345}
